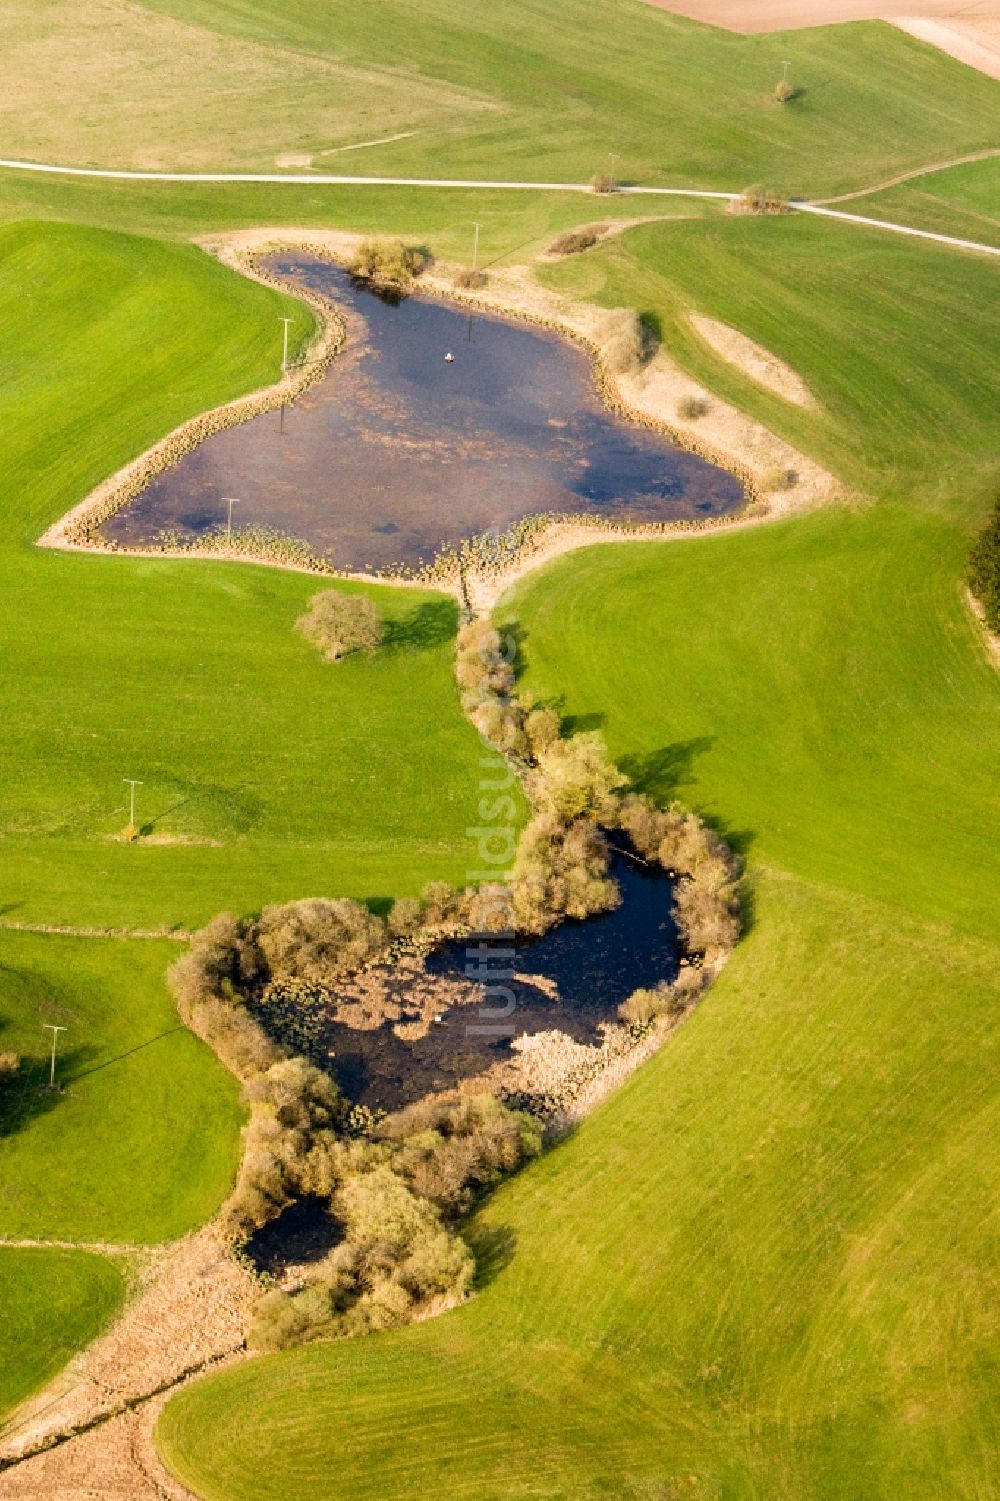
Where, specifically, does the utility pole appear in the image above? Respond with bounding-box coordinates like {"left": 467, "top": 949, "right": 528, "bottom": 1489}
{"left": 781, "top": 60, "right": 791, "bottom": 85}
{"left": 224, "top": 496, "right": 240, "bottom": 546}
{"left": 43, "top": 1024, "right": 66, "bottom": 1090}
{"left": 609, "top": 152, "right": 620, "bottom": 189}
{"left": 472, "top": 222, "right": 482, "bottom": 271}
{"left": 280, "top": 316, "right": 293, "bottom": 375}
{"left": 123, "top": 777, "right": 143, "bottom": 830}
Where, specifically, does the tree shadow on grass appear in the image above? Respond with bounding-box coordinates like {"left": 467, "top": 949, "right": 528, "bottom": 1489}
{"left": 562, "top": 710, "right": 606, "bottom": 735}
{"left": 620, "top": 738, "right": 717, "bottom": 799}
{"left": 464, "top": 1222, "right": 518, "bottom": 1292}
{"left": 0, "top": 1044, "right": 96, "bottom": 1141}
{"left": 384, "top": 598, "right": 457, "bottom": 653}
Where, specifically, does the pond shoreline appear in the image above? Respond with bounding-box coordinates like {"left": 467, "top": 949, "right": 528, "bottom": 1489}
{"left": 36, "top": 227, "right": 841, "bottom": 605}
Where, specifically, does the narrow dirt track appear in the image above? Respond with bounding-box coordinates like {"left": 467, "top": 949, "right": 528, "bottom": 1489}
{"left": 814, "top": 146, "right": 1000, "bottom": 203}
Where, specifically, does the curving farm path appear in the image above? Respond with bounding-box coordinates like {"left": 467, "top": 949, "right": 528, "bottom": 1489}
{"left": 0, "top": 157, "right": 998, "bottom": 256}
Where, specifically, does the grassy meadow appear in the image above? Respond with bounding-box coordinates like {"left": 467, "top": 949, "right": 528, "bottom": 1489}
{"left": 0, "top": 0, "right": 997, "bottom": 196}
{"left": 0, "top": 930, "right": 243, "bottom": 1243}
{"left": 0, "top": 1248, "right": 124, "bottom": 1423}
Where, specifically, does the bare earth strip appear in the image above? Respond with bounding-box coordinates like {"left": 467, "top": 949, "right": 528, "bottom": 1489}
{"left": 891, "top": 16, "right": 1000, "bottom": 80}
{"left": 689, "top": 313, "right": 817, "bottom": 406}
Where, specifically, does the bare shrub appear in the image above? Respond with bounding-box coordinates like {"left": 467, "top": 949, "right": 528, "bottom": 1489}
{"left": 524, "top": 704, "right": 560, "bottom": 758}
{"left": 763, "top": 465, "right": 798, "bottom": 492}
{"left": 223, "top": 1058, "right": 344, "bottom": 1237}
{"left": 177, "top": 991, "right": 284, "bottom": 1081}
{"left": 453, "top": 267, "right": 486, "bottom": 290}
{"left": 168, "top": 912, "right": 265, "bottom": 1007}
{"left": 296, "top": 588, "right": 384, "bottom": 662}
{"left": 387, "top": 896, "right": 423, "bottom": 938}
{"left": 257, "top": 897, "right": 388, "bottom": 984}
{"left": 547, "top": 224, "right": 608, "bottom": 256}
{"left": 379, "top": 1093, "right": 542, "bottom": 1216}
{"left": 615, "top": 792, "right": 676, "bottom": 860}
{"left": 460, "top": 881, "right": 516, "bottom": 934}
{"left": 595, "top": 308, "right": 651, "bottom": 375}
{"left": 420, "top": 880, "right": 459, "bottom": 927}
{"left": 531, "top": 731, "right": 627, "bottom": 822}
{"left": 250, "top": 1283, "right": 337, "bottom": 1352}
{"left": 0, "top": 1052, "right": 19, "bottom": 1086}
{"left": 511, "top": 811, "right": 619, "bottom": 933}
{"left": 349, "top": 238, "right": 426, "bottom": 286}
{"left": 455, "top": 619, "right": 515, "bottom": 702}
{"left": 618, "top": 985, "right": 670, "bottom": 1027}
{"left": 774, "top": 79, "right": 796, "bottom": 104}
{"left": 730, "top": 185, "right": 789, "bottom": 216}
{"left": 591, "top": 171, "right": 615, "bottom": 194}
{"left": 468, "top": 697, "right": 530, "bottom": 760}
{"left": 677, "top": 395, "right": 710, "bottom": 420}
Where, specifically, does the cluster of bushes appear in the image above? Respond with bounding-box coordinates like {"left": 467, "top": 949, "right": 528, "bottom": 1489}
{"left": 251, "top": 1162, "right": 473, "bottom": 1349}
{"left": 296, "top": 588, "right": 384, "bottom": 662}
{"left": 730, "top": 185, "right": 790, "bottom": 216}
{"left": 968, "top": 489, "right": 1000, "bottom": 634}
{"left": 616, "top": 792, "right": 741, "bottom": 964}
{"left": 241, "top": 1082, "right": 541, "bottom": 1348}
{"left": 455, "top": 619, "right": 560, "bottom": 763}
{"left": 677, "top": 395, "right": 711, "bottom": 421}
{"left": 511, "top": 811, "right": 619, "bottom": 933}
{"left": 594, "top": 308, "right": 652, "bottom": 376}
{"left": 547, "top": 225, "right": 608, "bottom": 256}
{"left": 375, "top": 1093, "right": 543, "bottom": 1216}
{"left": 349, "top": 238, "right": 427, "bottom": 287}
{"left": 591, "top": 171, "right": 616, "bottom": 194}
{"left": 453, "top": 267, "right": 487, "bottom": 290}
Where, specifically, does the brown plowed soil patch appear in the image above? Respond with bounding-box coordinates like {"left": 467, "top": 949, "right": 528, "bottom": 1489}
{"left": 638, "top": 0, "right": 998, "bottom": 39}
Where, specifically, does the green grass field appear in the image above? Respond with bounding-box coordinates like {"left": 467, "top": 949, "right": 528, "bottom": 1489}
{"left": 0, "top": 0, "right": 997, "bottom": 196}
{"left": 0, "top": 1248, "right": 124, "bottom": 1424}
{"left": 0, "top": 930, "right": 243, "bottom": 1242}
{"left": 157, "top": 217, "right": 999, "bottom": 1497}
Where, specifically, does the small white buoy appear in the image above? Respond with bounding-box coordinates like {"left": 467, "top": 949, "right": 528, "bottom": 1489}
{"left": 444, "top": 352, "right": 454, "bottom": 363}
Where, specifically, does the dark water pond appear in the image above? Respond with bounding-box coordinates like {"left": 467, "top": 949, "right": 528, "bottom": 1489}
{"left": 243, "top": 1195, "right": 341, "bottom": 1277}
{"left": 102, "top": 254, "right": 743, "bottom": 572}
{"left": 327, "top": 848, "right": 678, "bottom": 1112}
